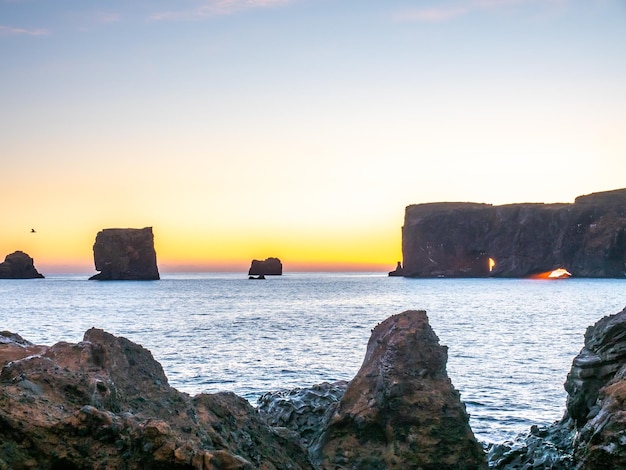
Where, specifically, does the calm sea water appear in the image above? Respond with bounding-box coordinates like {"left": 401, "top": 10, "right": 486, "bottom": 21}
{"left": 1, "top": 272, "right": 625, "bottom": 444}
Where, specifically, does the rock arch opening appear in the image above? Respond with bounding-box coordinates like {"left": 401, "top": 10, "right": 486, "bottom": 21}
{"left": 529, "top": 268, "right": 572, "bottom": 280}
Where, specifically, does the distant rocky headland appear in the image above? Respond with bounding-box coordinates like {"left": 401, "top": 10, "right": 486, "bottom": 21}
{"left": 89, "top": 227, "right": 160, "bottom": 281}
{"left": 3, "top": 307, "right": 626, "bottom": 468}
{"left": 397, "top": 188, "right": 626, "bottom": 278}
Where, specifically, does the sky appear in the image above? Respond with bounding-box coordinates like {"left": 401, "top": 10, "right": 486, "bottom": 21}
{"left": 1, "top": 0, "right": 625, "bottom": 274}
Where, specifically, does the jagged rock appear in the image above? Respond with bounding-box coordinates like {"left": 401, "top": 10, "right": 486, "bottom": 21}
{"left": 388, "top": 261, "right": 405, "bottom": 276}
{"left": 0, "top": 250, "right": 44, "bottom": 279}
{"left": 258, "top": 381, "right": 348, "bottom": 448}
{"left": 89, "top": 227, "right": 160, "bottom": 280}
{"left": 401, "top": 188, "right": 626, "bottom": 278}
{"left": 488, "top": 306, "right": 626, "bottom": 469}
{"left": 1, "top": 312, "right": 490, "bottom": 469}
{"left": 0, "top": 328, "right": 313, "bottom": 469}
{"left": 566, "top": 306, "right": 626, "bottom": 467}
{"left": 248, "top": 257, "right": 282, "bottom": 276}
{"left": 310, "top": 310, "right": 487, "bottom": 470}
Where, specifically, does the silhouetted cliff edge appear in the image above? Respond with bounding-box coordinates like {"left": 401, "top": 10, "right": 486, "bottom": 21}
{"left": 401, "top": 188, "right": 626, "bottom": 278}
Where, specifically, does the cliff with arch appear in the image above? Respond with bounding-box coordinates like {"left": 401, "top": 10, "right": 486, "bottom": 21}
{"left": 399, "top": 188, "right": 626, "bottom": 278}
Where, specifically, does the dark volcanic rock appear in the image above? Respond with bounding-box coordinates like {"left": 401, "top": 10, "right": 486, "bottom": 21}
{"left": 401, "top": 188, "right": 626, "bottom": 277}
{"left": 565, "top": 306, "right": 626, "bottom": 467}
{"left": 0, "top": 328, "right": 313, "bottom": 469}
{"left": 489, "top": 306, "right": 626, "bottom": 469}
{"left": 0, "top": 250, "right": 44, "bottom": 279}
{"left": 248, "top": 257, "right": 282, "bottom": 276}
{"left": 89, "top": 227, "right": 160, "bottom": 280}
{"left": 0, "top": 312, "right": 488, "bottom": 469}
{"left": 258, "top": 381, "right": 348, "bottom": 448}
{"left": 310, "top": 310, "right": 487, "bottom": 470}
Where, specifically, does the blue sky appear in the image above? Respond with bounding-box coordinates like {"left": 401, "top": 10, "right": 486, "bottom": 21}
{"left": 1, "top": 0, "right": 625, "bottom": 271}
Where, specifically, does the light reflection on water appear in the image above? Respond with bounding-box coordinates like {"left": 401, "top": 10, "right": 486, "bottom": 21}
{"left": 0, "top": 272, "right": 625, "bottom": 444}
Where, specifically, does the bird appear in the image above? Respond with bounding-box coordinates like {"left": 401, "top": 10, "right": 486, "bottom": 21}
{"left": 30, "top": 228, "right": 36, "bottom": 233}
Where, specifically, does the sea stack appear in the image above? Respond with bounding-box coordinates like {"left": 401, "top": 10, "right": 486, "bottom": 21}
{"left": 89, "top": 227, "right": 159, "bottom": 280}
{"left": 0, "top": 251, "right": 44, "bottom": 279}
{"left": 248, "top": 257, "right": 282, "bottom": 276}
{"left": 388, "top": 261, "right": 405, "bottom": 276}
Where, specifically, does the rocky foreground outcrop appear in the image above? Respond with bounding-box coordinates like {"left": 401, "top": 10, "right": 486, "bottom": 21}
{"left": 89, "top": 227, "right": 160, "bottom": 280}
{"left": 489, "top": 306, "right": 626, "bottom": 469}
{"left": 248, "top": 258, "right": 283, "bottom": 276}
{"left": 0, "top": 328, "right": 311, "bottom": 469}
{"left": 0, "top": 311, "right": 486, "bottom": 469}
{"left": 259, "top": 311, "right": 487, "bottom": 469}
{"left": 310, "top": 311, "right": 486, "bottom": 469}
{"left": 401, "top": 188, "right": 626, "bottom": 277}
{"left": 0, "top": 250, "right": 44, "bottom": 279}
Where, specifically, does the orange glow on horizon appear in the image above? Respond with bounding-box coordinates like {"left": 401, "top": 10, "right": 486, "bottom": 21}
{"left": 1, "top": 215, "right": 402, "bottom": 275}
{"left": 3, "top": 228, "right": 401, "bottom": 275}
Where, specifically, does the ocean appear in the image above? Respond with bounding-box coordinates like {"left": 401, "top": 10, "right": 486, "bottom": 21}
{"left": 1, "top": 272, "right": 625, "bottom": 445}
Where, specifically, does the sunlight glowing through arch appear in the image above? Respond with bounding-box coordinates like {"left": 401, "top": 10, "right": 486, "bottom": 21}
{"left": 529, "top": 268, "right": 572, "bottom": 279}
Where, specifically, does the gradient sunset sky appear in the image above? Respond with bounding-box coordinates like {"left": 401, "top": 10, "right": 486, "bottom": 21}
{"left": 2, "top": 0, "right": 625, "bottom": 273}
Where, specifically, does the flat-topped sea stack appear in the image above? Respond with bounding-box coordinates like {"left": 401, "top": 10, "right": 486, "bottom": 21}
{"left": 89, "top": 227, "right": 160, "bottom": 280}
{"left": 0, "top": 251, "right": 44, "bottom": 279}
{"left": 401, "top": 188, "right": 626, "bottom": 278}
{"left": 248, "top": 257, "right": 283, "bottom": 276}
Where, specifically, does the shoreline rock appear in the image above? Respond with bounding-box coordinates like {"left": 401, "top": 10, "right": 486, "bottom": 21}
{"left": 89, "top": 227, "right": 160, "bottom": 280}
{"left": 8, "top": 307, "right": 626, "bottom": 469}
{"left": 260, "top": 311, "right": 488, "bottom": 469}
{"left": 0, "top": 310, "right": 487, "bottom": 469}
{"left": 488, "top": 306, "right": 626, "bottom": 469}
{"left": 0, "top": 328, "right": 311, "bottom": 469}
{"left": 310, "top": 310, "right": 487, "bottom": 469}
{"left": 0, "top": 250, "right": 44, "bottom": 279}
{"left": 258, "top": 381, "right": 348, "bottom": 449}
